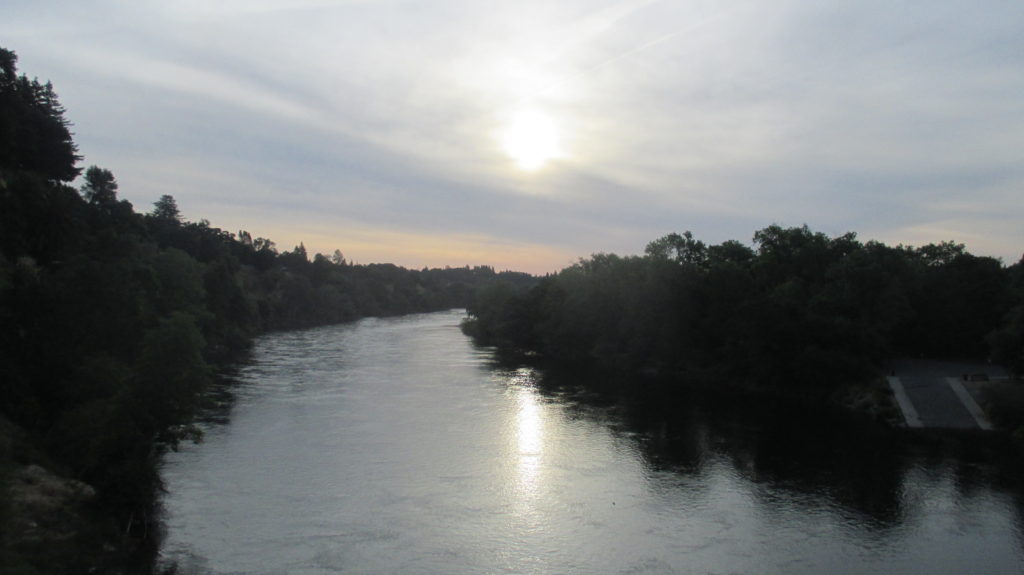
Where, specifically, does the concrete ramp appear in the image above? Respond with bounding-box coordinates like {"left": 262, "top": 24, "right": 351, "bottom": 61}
{"left": 887, "top": 375, "right": 993, "bottom": 430}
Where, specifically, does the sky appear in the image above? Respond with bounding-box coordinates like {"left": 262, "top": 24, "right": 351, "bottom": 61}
{"left": 4, "top": 0, "right": 1023, "bottom": 274}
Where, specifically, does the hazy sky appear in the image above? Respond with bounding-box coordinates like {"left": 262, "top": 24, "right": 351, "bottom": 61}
{"left": 4, "top": 0, "right": 1023, "bottom": 273}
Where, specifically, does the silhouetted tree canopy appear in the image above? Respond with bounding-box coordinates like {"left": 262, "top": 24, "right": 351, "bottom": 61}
{"left": 151, "top": 194, "right": 181, "bottom": 222}
{"left": 81, "top": 165, "right": 118, "bottom": 205}
{"left": 0, "top": 48, "right": 80, "bottom": 181}
{"left": 465, "top": 227, "right": 1021, "bottom": 388}
{"left": 0, "top": 44, "right": 539, "bottom": 574}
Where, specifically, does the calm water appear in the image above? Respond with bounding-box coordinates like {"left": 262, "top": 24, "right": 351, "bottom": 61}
{"left": 159, "top": 310, "right": 1024, "bottom": 574}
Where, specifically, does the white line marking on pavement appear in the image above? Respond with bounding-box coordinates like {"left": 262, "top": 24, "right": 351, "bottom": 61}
{"left": 888, "top": 376, "right": 923, "bottom": 428}
{"left": 946, "top": 378, "right": 994, "bottom": 431}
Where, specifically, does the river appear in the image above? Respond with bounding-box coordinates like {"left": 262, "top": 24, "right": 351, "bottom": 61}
{"left": 159, "top": 310, "right": 1024, "bottom": 574}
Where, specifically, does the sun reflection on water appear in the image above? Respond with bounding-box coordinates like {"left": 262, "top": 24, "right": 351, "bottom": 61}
{"left": 511, "top": 369, "right": 545, "bottom": 497}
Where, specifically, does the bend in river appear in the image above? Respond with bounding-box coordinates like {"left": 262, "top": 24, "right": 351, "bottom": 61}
{"left": 160, "top": 310, "right": 1024, "bottom": 574}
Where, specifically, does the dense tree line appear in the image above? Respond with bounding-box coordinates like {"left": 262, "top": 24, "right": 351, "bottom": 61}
{"left": 0, "top": 47, "right": 532, "bottom": 573}
{"left": 464, "top": 227, "right": 1024, "bottom": 391}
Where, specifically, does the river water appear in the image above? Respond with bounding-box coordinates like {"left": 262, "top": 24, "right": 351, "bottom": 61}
{"left": 159, "top": 310, "right": 1024, "bottom": 574}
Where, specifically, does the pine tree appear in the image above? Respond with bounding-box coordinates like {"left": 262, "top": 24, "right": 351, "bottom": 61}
{"left": 152, "top": 194, "right": 182, "bottom": 222}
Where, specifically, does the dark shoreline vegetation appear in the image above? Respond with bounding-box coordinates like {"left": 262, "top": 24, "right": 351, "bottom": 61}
{"left": 463, "top": 227, "right": 1024, "bottom": 388}
{"left": 0, "top": 48, "right": 532, "bottom": 574}
{"left": 2, "top": 45, "right": 1023, "bottom": 574}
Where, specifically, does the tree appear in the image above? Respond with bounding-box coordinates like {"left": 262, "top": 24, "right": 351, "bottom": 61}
{"left": 0, "top": 47, "right": 81, "bottom": 181}
{"left": 707, "top": 240, "right": 754, "bottom": 265}
{"left": 279, "top": 242, "right": 309, "bottom": 270}
{"left": 989, "top": 309, "right": 1024, "bottom": 376}
{"left": 645, "top": 231, "right": 707, "bottom": 267}
{"left": 81, "top": 165, "right": 118, "bottom": 205}
{"left": 253, "top": 237, "right": 275, "bottom": 253}
{"left": 0, "top": 47, "right": 15, "bottom": 82}
{"left": 134, "top": 312, "right": 209, "bottom": 446}
{"left": 990, "top": 258, "right": 1024, "bottom": 375}
{"left": 917, "top": 240, "right": 965, "bottom": 267}
{"left": 151, "top": 194, "right": 182, "bottom": 222}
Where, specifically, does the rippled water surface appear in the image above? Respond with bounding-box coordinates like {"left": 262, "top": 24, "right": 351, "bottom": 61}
{"left": 160, "top": 310, "right": 1024, "bottom": 574}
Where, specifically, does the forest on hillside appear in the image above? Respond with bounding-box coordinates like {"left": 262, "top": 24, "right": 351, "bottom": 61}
{"left": 464, "top": 228, "right": 1024, "bottom": 391}
{"left": 0, "top": 47, "right": 533, "bottom": 574}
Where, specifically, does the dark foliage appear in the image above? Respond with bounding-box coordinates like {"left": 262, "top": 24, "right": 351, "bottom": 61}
{"left": 0, "top": 48, "right": 80, "bottom": 182}
{"left": 464, "top": 224, "right": 1019, "bottom": 391}
{"left": 989, "top": 256, "right": 1024, "bottom": 375}
{"left": 0, "top": 47, "right": 536, "bottom": 573}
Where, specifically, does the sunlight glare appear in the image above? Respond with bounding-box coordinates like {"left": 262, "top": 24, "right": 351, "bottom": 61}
{"left": 511, "top": 370, "right": 545, "bottom": 497}
{"left": 502, "top": 108, "right": 561, "bottom": 171}
{"left": 517, "top": 388, "right": 543, "bottom": 458}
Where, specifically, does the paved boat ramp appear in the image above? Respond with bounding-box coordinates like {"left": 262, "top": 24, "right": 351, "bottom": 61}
{"left": 887, "top": 360, "right": 1002, "bottom": 430}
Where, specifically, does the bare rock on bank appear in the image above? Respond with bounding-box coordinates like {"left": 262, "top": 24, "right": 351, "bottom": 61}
{"left": 6, "top": 464, "right": 96, "bottom": 544}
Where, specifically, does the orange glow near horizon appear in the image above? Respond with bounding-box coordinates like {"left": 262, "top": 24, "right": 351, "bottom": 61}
{"left": 230, "top": 223, "right": 574, "bottom": 276}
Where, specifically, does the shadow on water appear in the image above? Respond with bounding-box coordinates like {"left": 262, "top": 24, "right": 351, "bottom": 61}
{"left": 192, "top": 361, "right": 254, "bottom": 427}
{"left": 157, "top": 317, "right": 1024, "bottom": 572}
{"left": 482, "top": 348, "right": 1024, "bottom": 535}
{"left": 152, "top": 358, "right": 257, "bottom": 574}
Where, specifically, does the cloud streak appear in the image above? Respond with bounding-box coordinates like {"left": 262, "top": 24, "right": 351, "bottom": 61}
{"left": 3, "top": 0, "right": 1022, "bottom": 272}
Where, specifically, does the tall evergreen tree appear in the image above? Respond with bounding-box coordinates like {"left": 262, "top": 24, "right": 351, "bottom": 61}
{"left": 151, "top": 194, "right": 182, "bottom": 222}
{"left": 0, "top": 48, "right": 80, "bottom": 181}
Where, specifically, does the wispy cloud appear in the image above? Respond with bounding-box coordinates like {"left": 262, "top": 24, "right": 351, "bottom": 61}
{"left": 2, "top": 0, "right": 1022, "bottom": 270}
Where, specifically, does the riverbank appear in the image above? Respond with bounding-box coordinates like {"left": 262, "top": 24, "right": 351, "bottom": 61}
{"left": 484, "top": 343, "right": 1024, "bottom": 436}
{"left": 157, "top": 312, "right": 1024, "bottom": 574}
{"left": 0, "top": 416, "right": 131, "bottom": 575}
{"left": 972, "top": 378, "right": 1024, "bottom": 438}
{"left": 485, "top": 345, "right": 905, "bottom": 430}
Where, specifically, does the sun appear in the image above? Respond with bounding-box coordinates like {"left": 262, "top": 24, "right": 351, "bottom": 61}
{"left": 501, "top": 108, "right": 561, "bottom": 171}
